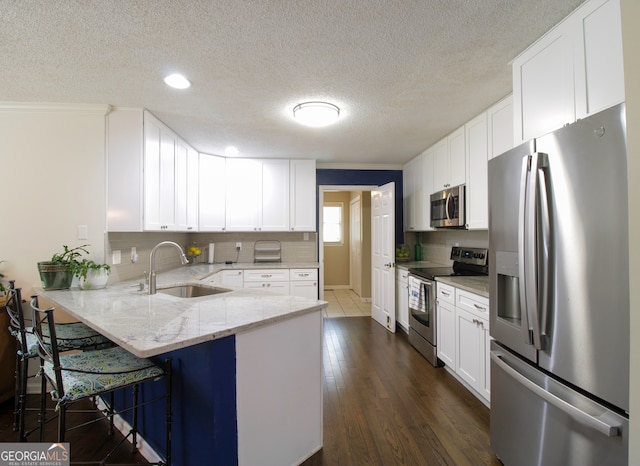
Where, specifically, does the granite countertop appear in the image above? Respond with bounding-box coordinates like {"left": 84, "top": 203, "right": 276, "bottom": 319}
{"left": 37, "top": 263, "right": 326, "bottom": 359}
{"left": 435, "top": 275, "right": 489, "bottom": 298}
{"left": 394, "top": 260, "right": 448, "bottom": 270}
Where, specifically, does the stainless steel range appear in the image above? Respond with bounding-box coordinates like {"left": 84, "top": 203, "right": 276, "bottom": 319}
{"left": 407, "top": 246, "right": 488, "bottom": 366}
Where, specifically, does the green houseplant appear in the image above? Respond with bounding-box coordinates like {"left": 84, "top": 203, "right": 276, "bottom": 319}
{"left": 37, "top": 244, "right": 89, "bottom": 290}
{"left": 75, "top": 259, "right": 110, "bottom": 290}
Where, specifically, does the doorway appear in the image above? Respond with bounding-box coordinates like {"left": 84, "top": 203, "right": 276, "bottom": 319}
{"left": 319, "top": 186, "right": 375, "bottom": 317}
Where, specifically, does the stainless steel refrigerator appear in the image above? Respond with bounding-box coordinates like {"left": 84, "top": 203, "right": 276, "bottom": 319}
{"left": 488, "top": 102, "right": 629, "bottom": 465}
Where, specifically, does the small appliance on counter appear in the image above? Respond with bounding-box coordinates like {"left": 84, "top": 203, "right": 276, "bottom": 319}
{"left": 407, "top": 246, "right": 487, "bottom": 366}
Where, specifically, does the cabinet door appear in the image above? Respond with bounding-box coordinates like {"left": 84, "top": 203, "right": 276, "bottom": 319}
{"left": 513, "top": 21, "right": 576, "bottom": 143}
{"left": 455, "top": 307, "right": 482, "bottom": 390}
{"left": 174, "top": 139, "right": 189, "bottom": 231}
{"left": 290, "top": 160, "right": 316, "bottom": 231}
{"left": 144, "top": 113, "right": 177, "bottom": 231}
{"left": 448, "top": 127, "right": 466, "bottom": 188}
{"left": 403, "top": 155, "right": 424, "bottom": 231}
{"left": 395, "top": 269, "right": 409, "bottom": 332}
{"left": 574, "top": 0, "right": 625, "bottom": 118}
{"left": 487, "top": 94, "right": 514, "bottom": 160}
{"left": 260, "top": 159, "right": 290, "bottom": 231}
{"left": 290, "top": 281, "right": 318, "bottom": 299}
{"left": 433, "top": 138, "right": 449, "bottom": 191}
{"left": 465, "top": 112, "right": 488, "bottom": 230}
{"left": 421, "top": 148, "right": 435, "bottom": 231}
{"left": 437, "top": 299, "right": 456, "bottom": 368}
{"left": 481, "top": 326, "right": 492, "bottom": 402}
{"left": 186, "top": 145, "right": 199, "bottom": 231}
{"left": 225, "top": 159, "right": 261, "bottom": 231}
{"left": 222, "top": 270, "right": 244, "bottom": 288}
{"left": 199, "top": 154, "right": 226, "bottom": 231}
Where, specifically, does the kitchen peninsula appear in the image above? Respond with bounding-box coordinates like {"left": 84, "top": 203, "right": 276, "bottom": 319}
{"left": 37, "top": 264, "right": 327, "bottom": 466}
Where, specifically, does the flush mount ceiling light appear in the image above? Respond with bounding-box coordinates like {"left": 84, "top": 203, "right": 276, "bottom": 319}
{"left": 224, "top": 146, "right": 239, "bottom": 157}
{"left": 163, "top": 73, "right": 191, "bottom": 89}
{"left": 293, "top": 101, "right": 340, "bottom": 127}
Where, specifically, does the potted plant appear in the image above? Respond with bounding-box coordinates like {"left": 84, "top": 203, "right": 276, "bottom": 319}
{"left": 37, "top": 244, "right": 89, "bottom": 290}
{"left": 75, "top": 259, "right": 110, "bottom": 290}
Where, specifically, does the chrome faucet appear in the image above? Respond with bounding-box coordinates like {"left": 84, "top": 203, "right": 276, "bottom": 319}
{"left": 148, "top": 241, "right": 189, "bottom": 294}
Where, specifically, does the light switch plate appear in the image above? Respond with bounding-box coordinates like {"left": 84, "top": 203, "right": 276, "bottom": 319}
{"left": 112, "top": 250, "right": 121, "bottom": 265}
{"left": 77, "top": 225, "right": 88, "bottom": 240}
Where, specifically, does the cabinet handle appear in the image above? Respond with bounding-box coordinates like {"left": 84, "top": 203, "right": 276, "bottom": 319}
{"left": 261, "top": 274, "right": 272, "bottom": 278}
{"left": 474, "top": 304, "right": 487, "bottom": 312}
{"left": 440, "top": 290, "right": 450, "bottom": 297}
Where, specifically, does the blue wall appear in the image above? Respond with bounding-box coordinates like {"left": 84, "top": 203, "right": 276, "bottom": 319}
{"left": 316, "top": 169, "right": 404, "bottom": 244}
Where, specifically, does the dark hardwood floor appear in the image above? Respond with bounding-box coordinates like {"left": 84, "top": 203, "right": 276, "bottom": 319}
{"left": 304, "top": 317, "right": 500, "bottom": 466}
{"left": 1, "top": 317, "right": 499, "bottom": 465}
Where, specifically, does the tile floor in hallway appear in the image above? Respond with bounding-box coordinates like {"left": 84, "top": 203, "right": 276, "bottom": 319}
{"left": 322, "top": 289, "right": 371, "bottom": 317}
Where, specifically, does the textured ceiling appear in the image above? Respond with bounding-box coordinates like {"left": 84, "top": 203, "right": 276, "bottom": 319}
{"left": 0, "top": 0, "right": 585, "bottom": 166}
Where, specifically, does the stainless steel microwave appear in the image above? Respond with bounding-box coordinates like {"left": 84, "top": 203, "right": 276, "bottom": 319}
{"left": 430, "top": 185, "right": 465, "bottom": 228}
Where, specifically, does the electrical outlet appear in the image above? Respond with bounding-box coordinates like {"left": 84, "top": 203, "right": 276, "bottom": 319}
{"left": 236, "top": 242, "right": 242, "bottom": 251}
{"left": 112, "top": 250, "right": 121, "bottom": 265}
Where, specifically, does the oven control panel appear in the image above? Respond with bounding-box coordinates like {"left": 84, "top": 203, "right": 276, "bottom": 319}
{"left": 450, "top": 246, "right": 488, "bottom": 266}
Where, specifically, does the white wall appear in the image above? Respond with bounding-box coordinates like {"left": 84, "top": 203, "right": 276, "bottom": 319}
{"left": 621, "top": 0, "right": 640, "bottom": 462}
{"left": 0, "top": 103, "right": 109, "bottom": 297}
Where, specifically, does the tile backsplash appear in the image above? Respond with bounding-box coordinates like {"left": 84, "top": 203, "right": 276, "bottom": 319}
{"left": 106, "top": 231, "right": 318, "bottom": 282}
{"left": 405, "top": 229, "right": 488, "bottom": 265}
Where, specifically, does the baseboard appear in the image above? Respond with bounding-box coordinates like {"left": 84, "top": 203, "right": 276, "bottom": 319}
{"left": 323, "top": 285, "right": 350, "bottom": 290}
{"left": 94, "top": 397, "right": 164, "bottom": 464}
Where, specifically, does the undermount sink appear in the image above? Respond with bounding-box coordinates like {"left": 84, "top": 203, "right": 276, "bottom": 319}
{"left": 157, "top": 285, "right": 231, "bottom": 298}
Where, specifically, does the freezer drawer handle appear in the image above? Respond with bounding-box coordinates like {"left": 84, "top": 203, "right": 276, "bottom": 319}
{"left": 490, "top": 351, "right": 621, "bottom": 437}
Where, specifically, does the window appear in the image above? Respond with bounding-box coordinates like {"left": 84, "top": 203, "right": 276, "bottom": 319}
{"left": 323, "top": 203, "right": 343, "bottom": 244}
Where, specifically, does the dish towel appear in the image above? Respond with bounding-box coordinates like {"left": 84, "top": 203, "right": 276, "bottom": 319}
{"left": 408, "top": 276, "right": 426, "bottom": 311}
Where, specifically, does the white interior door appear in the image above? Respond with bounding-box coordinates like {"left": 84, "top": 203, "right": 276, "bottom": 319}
{"left": 350, "top": 196, "right": 362, "bottom": 296}
{"left": 371, "top": 182, "right": 396, "bottom": 332}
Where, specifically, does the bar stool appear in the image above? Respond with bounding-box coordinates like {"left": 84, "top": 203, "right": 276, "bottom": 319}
{"left": 31, "top": 295, "right": 172, "bottom": 466}
{"left": 4, "top": 281, "right": 112, "bottom": 441}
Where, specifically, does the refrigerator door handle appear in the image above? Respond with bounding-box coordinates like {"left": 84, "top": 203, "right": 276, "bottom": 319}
{"left": 491, "top": 351, "right": 621, "bottom": 437}
{"left": 518, "top": 155, "right": 532, "bottom": 345}
{"left": 537, "top": 155, "right": 551, "bottom": 348}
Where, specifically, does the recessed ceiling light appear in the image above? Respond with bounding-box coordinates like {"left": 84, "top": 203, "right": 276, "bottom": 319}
{"left": 163, "top": 73, "right": 191, "bottom": 89}
{"left": 293, "top": 101, "right": 340, "bottom": 127}
{"left": 224, "top": 146, "right": 239, "bottom": 157}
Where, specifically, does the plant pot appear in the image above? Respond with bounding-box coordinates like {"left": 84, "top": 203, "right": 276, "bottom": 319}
{"left": 79, "top": 268, "right": 109, "bottom": 290}
{"left": 37, "top": 261, "right": 73, "bottom": 290}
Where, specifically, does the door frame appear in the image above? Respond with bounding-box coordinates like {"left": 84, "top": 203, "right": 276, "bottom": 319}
{"left": 318, "top": 185, "right": 378, "bottom": 300}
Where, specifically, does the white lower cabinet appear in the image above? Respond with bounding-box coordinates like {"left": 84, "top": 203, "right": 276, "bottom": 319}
{"left": 244, "top": 269, "right": 289, "bottom": 294}
{"left": 207, "top": 269, "right": 244, "bottom": 288}
{"left": 207, "top": 267, "right": 319, "bottom": 297}
{"left": 289, "top": 269, "right": 318, "bottom": 299}
{"left": 436, "top": 282, "right": 491, "bottom": 405}
{"left": 395, "top": 268, "right": 409, "bottom": 332}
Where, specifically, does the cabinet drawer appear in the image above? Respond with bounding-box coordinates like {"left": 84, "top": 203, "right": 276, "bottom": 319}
{"left": 456, "top": 289, "right": 489, "bottom": 321}
{"left": 289, "top": 269, "right": 318, "bottom": 281}
{"left": 243, "top": 269, "right": 289, "bottom": 282}
{"left": 436, "top": 282, "right": 455, "bottom": 305}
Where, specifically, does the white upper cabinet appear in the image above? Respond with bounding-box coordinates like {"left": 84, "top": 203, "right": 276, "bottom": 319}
{"left": 260, "top": 159, "right": 290, "bottom": 231}
{"left": 175, "top": 138, "right": 199, "bottom": 231}
{"left": 513, "top": 0, "right": 624, "bottom": 143}
{"left": 574, "top": 0, "right": 624, "bottom": 118}
{"left": 144, "top": 112, "right": 178, "bottom": 231}
{"left": 106, "top": 108, "right": 199, "bottom": 232}
{"left": 225, "top": 158, "right": 261, "bottom": 231}
{"left": 465, "top": 112, "right": 488, "bottom": 230}
{"left": 434, "top": 127, "right": 465, "bottom": 191}
{"left": 487, "top": 94, "right": 514, "bottom": 160}
{"left": 403, "top": 148, "right": 434, "bottom": 232}
{"left": 107, "top": 108, "right": 144, "bottom": 232}
{"left": 289, "top": 160, "right": 317, "bottom": 231}
{"left": 108, "top": 109, "right": 317, "bottom": 233}
{"left": 199, "top": 153, "right": 226, "bottom": 232}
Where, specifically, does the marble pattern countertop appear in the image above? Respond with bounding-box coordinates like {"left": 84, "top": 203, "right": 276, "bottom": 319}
{"left": 37, "top": 263, "right": 326, "bottom": 359}
{"left": 435, "top": 275, "right": 489, "bottom": 298}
